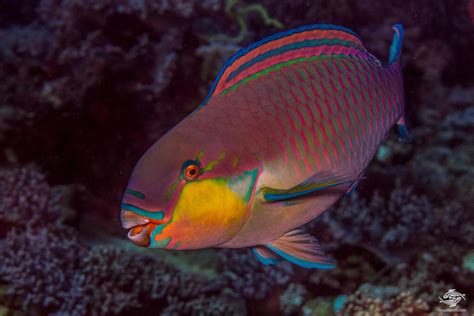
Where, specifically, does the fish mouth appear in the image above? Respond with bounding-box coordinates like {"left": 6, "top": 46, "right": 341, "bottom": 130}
{"left": 121, "top": 209, "right": 162, "bottom": 247}
{"left": 127, "top": 222, "right": 152, "bottom": 247}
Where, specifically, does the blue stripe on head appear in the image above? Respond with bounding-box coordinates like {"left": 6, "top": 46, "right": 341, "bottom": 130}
{"left": 121, "top": 203, "right": 165, "bottom": 221}
{"left": 200, "top": 24, "right": 360, "bottom": 106}
{"left": 149, "top": 237, "right": 171, "bottom": 249}
{"left": 149, "top": 223, "right": 172, "bottom": 248}
{"left": 125, "top": 188, "right": 145, "bottom": 199}
{"left": 265, "top": 244, "right": 335, "bottom": 269}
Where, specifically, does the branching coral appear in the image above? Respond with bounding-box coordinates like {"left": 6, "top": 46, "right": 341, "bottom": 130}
{"left": 161, "top": 289, "right": 247, "bottom": 316}
{"left": 0, "top": 223, "right": 241, "bottom": 315}
{"left": 0, "top": 225, "right": 86, "bottom": 314}
{"left": 280, "top": 283, "right": 308, "bottom": 316}
{"left": 0, "top": 165, "right": 63, "bottom": 226}
{"left": 313, "top": 181, "right": 435, "bottom": 250}
{"left": 208, "top": 0, "right": 283, "bottom": 43}
{"left": 219, "top": 248, "right": 293, "bottom": 300}
{"left": 339, "top": 284, "right": 429, "bottom": 316}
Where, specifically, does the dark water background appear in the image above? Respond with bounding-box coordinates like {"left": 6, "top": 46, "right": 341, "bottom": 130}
{"left": 0, "top": 0, "right": 473, "bottom": 315}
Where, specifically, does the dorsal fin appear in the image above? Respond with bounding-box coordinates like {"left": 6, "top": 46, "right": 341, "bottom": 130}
{"left": 200, "top": 24, "right": 376, "bottom": 106}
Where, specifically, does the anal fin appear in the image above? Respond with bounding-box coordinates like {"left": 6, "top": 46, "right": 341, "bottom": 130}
{"left": 264, "top": 229, "right": 334, "bottom": 269}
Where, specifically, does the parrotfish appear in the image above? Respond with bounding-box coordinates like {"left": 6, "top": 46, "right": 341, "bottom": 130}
{"left": 120, "top": 24, "right": 408, "bottom": 269}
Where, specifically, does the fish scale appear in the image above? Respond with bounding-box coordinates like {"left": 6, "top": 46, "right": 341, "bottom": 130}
{"left": 212, "top": 61, "right": 383, "bottom": 177}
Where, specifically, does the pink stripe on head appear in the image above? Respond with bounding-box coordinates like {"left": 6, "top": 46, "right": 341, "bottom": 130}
{"left": 219, "top": 29, "right": 364, "bottom": 83}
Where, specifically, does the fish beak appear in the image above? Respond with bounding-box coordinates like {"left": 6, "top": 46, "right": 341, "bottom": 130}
{"left": 121, "top": 209, "right": 153, "bottom": 247}
{"left": 121, "top": 209, "right": 150, "bottom": 229}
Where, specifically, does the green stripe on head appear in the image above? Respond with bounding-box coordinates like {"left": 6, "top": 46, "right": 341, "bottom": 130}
{"left": 126, "top": 189, "right": 145, "bottom": 199}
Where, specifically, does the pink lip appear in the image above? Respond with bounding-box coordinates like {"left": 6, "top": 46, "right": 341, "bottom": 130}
{"left": 127, "top": 222, "right": 152, "bottom": 247}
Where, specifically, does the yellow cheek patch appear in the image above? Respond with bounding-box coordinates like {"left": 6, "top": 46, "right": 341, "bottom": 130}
{"left": 172, "top": 178, "right": 248, "bottom": 239}
{"left": 165, "top": 169, "right": 258, "bottom": 248}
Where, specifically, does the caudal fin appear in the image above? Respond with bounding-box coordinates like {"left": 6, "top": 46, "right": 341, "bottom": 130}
{"left": 389, "top": 24, "right": 410, "bottom": 142}
{"left": 389, "top": 24, "right": 404, "bottom": 64}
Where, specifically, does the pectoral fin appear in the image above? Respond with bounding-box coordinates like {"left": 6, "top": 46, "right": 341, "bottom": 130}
{"left": 264, "top": 229, "right": 334, "bottom": 269}
{"left": 260, "top": 171, "right": 353, "bottom": 203}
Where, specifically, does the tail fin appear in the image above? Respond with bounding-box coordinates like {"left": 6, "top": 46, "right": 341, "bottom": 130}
{"left": 396, "top": 116, "right": 412, "bottom": 143}
{"left": 389, "top": 24, "right": 404, "bottom": 64}
{"left": 389, "top": 24, "right": 410, "bottom": 142}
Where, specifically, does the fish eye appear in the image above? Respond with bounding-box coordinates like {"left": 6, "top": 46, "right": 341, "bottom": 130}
{"left": 183, "top": 164, "right": 200, "bottom": 181}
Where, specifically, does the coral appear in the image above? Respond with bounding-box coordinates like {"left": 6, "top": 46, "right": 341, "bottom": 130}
{"left": 0, "top": 166, "right": 63, "bottom": 226}
{"left": 219, "top": 248, "right": 293, "bottom": 300}
{"left": 280, "top": 283, "right": 308, "bottom": 315}
{"left": 196, "top": 42, "right": 240, "bottom": 85}
{"left": 302, "top": 298, "right": 334, "bottom": 316}
{"left": 333, "top": 295, "right": 347, "bottom": 314}
{"left": 313, "top": 181, "right": 435, "bottom": 249}
{"left": 463, "top": 252, "right": 474, "bottom": 273}
{"left": 339, "top": 284, "right": 429, "bottom": 316}
{"left": 309, "top": 252, "right": 379, "bottom": 294}
{"left": 161, "top": 289, "right": 247, "bottom": 316}
{"left": 0, "top": 223, "right": 235, "bottom": 315}
{"left": 208, "top": 0, "right": 283, "bottom": 43}
{"left": 0, "top": 225, "right": 86, "bottom": 314}
{"left": 387, "top": 242, "right": 468, "bottom": 302}
{"left": 35, "top": 0, "right": 185, "bottom": 110}
{"left": 0, "top": 0, "right": 227, "bottom": 120}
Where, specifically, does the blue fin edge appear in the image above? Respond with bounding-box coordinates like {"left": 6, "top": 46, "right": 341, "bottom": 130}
{"left": 265, "top": 244, "right": 335, "bottom": 269}
{"left": 389, "top": 23, "right": 404, "bottom": 64}
{"left": 251, "top": 248, "right": 279, "bottom": 265}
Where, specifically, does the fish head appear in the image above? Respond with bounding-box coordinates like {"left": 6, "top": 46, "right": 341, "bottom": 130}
{"left": 120, "top": 124, "right": 259, "bottom": 250}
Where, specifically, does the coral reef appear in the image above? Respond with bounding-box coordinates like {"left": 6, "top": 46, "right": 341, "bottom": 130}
{"left": 280, "top": 283, "right": 308, "bottom": 315}
{"left": 339, "top": 284, "right": 429, "bottom": 315}
{"left": 161, "top": 289, "right": 246, "bottom": 316}
{"left": 314, "top": 181, "right": 435, "bottom": 249}
{"left": 0, "top": 165, "right": 65, "bottom": 226}
{"left": 219, "top": 248, "right": 294, "bottom": 300}
{"left": 0, "top": 222, "right": 244, "bottom": 315}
